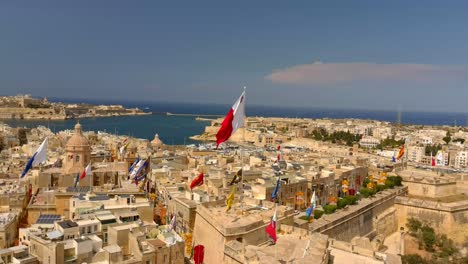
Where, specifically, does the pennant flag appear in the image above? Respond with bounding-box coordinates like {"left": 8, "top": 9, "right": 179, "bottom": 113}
{"left": 271, "top": 177, "right": 281, "bottom": 202}
{"left": 436, "top": 152, "right": 444, "bottom": 166}
{"left": 265, "top": 207, "right": 278, "bottom": 243}
{"left": 216, "top": 90, "right": 246, "bottom": 148}
{"left": 229, "top": 169, "right": 243, "bottom": 185}
{"left": 21, "top": 138, "right": 48, "bottom": 178}
{"left": 73, "top": 173, "right": 80, "bottom": 188}
{"left": 136, "top": 172, "right": 147, "bottom": 183}
{"left": 80, "top": 163, "right": 92, "bottom": 180}
{"left": 128, "top": 157, "right": 140, "bottom": 173}
{"left": 190, "top": 172, "right": 204, "bottom": 190}
{"left": 168, "top": 215, "right": 176, "bottom": 231}
{"left": 396, "top": 145, "right": 405, "bottom": 160}
{"left": 276, "top": 153, "right": 281, "bottom": 162}
{"left": 431, "top": 157, "right": 436, "bottom": 166}
{"left": 277, "top": 145, "right": 281, "bottom": 151}
{"left": 119, "top": 142, "right": 129, "bottom": 156}
{"left": 305, "top": 191, "right": 316, "bottom": 218}
{"left": 130, "top": 159, "right": 146, "bottom": 179}
{"left": 193, "top": 245, "right": 205, "bottom": 264}
{"left": 391, "top": 156, "right": 396, "bottom": 163}
{"left": 226, "top": 186, "right": 235, "bottom": 212}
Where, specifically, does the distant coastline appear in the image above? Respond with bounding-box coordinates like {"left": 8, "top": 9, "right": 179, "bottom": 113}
{"left": 0, "top": 95, "right": 151, "bottom": 120}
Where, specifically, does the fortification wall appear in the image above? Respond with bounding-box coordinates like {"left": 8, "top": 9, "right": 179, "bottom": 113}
{"left": 403, "top": 180, "right": 457, "bottom": 198}
{"left": 394, "top": 197, "right": 468, "bottom": 246}
{"left": 309, "top": 187, "right": 406, "bottom": 242}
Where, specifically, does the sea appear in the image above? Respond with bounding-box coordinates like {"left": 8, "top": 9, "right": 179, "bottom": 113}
{"left": 2, "top": 98, "right": 467, "bottom": 145}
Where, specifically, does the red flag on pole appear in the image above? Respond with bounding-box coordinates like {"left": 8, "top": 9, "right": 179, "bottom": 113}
{"left": 193, "top": 245, "right": 205, "bottom": 264}
{"left": 80, "top": 163, "right": 92, "bottom": 180}
{"left": 216, "top": 91, "right": 245, "bottom": 148}
{"left": 265, "top": 207, "right": 278, "bottom": 243}
{"left": 190, "top": 173, "right": 204, "bottom": 190}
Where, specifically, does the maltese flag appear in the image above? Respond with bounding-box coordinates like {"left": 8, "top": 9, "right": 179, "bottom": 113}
{"left": 80, "top": 163, "right": 92, "bottom": 180}
{"left": 216, "top": 90, "right": 246, "bottom": 148}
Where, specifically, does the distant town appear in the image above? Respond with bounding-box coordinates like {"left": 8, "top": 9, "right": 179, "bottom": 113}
{"left": 0, "top": 95, "right": 150, "bottom": 120}
{"left": 0, "top": 103, "right": 466, "bottom": 263}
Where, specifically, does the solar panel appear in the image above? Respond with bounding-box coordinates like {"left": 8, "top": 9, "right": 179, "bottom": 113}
{"left": 36, "top": 214, "right": 61, "bottom": 224}
{"left": 89, "top": 195, "right": 110, "bottom": 201}
{"left": 66, "top": 186, "right": 92, "bottom": 193}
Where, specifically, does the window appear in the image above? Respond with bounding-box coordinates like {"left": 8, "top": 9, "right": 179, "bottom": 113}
{"left": 94, "top": 225, "right": 97, "bottom": 232}
{"left": 75, "top": 155, "right": 80, "bottom": 162}
{"left": 81, "top": 227, "right": 85, "bottom": 234}
{"left": 87, "top": 226, "right": 91, "bottom": 233}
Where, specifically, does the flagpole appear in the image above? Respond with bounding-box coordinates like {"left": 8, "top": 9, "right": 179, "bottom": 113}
{"left": 240, "top": 86, "right": 246, "bottom": 212}
{"left": 275, "top": 203, "right": 278, "bottom": 261}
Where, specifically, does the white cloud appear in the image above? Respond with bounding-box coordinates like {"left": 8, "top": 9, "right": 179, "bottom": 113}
{"left": 265, "top": 62, "right": 467, "bottom": 86}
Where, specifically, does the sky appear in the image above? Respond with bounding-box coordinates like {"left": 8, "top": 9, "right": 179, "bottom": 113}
{"left": 0, "top": 1, "right": 467, "bottom": 112}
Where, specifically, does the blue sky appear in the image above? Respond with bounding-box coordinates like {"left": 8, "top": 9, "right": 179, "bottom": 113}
{"left": 1, "top": 1, "right": 467, "bottom": 112}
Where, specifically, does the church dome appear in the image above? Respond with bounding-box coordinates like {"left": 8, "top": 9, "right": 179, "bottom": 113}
{"left": 151, "top": 133, "right": 163, "bottom": 147}
{"left": 66, "top": 123, "right": 90, "bottom": 147}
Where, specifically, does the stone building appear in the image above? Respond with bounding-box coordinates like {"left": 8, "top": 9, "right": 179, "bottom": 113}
{"left": 395, "top": 169, "right": 468, "bottom": 246}
{"left": 0, "top": 212, "right": 18, "bottom": 249}
{"left": 192, "top": 199, "right": 295, "bottom": 264}
{"left": 63, "top": 123, "right": 90, "bottom": 175}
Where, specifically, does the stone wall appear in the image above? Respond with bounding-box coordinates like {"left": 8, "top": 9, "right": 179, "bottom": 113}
{"left": 394, "top": 197, "right": 468, "bottom": 246}
{"left": 0, "top": 107, "right": 65, "bottom": 120}
{"left": 374, "top": 207, "right": 398, "bottom": 238}
{"left": 309, "top": 187, "right": 406, "bottom": 242}
{"left": 403, "top": 180, "right": 457, "bottom": 198}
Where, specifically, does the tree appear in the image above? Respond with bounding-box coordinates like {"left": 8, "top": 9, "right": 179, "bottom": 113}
{"left": 337, "top": 198, "right": 349, "bottom": 209}
{"left": 402, "top": 254, "right": 428, "bottom": 264}
{"left": 359, "top": 188, "right": 373, "bottom": 198}
{"left": 323, "top": 205, "right": 337, "bottom": 214}
{"left": 393, "top": 176, "right": 403, "bottom": 186}
{"left": 314, "top": 210, "right": 324, "bottom": 219}
{"left": 385, "top": 178, "right": 395, "bottom": 189}
{"left": 443, "top": 131, "right": 452, "bottom": 144}
{"left": 425, "top": 144, "right": 442, "bottom": 156}
{"left": 406, "top": 218, "right": 422, "bottom": 235}
{"left": 344, "top": 195, "right": 358, "bottom": 205}
{"left": 422, "top": 225, "right": 436, "bottom": 251}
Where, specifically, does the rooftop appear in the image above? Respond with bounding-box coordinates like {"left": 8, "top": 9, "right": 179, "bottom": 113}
{"left": 197, "top": 199, "right": 294, "bottom": 236}
{"left": 57, "top": 220, "right": 78, "bottom": 229}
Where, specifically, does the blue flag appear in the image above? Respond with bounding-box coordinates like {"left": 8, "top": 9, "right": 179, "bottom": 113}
{"left": 392, "top": 156, "right": 396, "bottom": 163}
{"left": 271, "top": 177, "right": 281, "bottom": 201}
{"left": 305, "top": 207, "right": 313, "bottom": 218}
{"left": 129, "top": 157, "right": 140, "bottom": 173}
{"left": 21, "top": 153, "right": 36, "bottom": 178}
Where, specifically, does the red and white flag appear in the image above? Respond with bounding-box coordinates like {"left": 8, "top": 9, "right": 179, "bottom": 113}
{"left": 80, "top": 163, "right": 92, "bottom": 180}
{"left": 265, "top": 206, "right": 278, "bottom": 243}
{"left": 190, "top": 172, "right": 204, "bottom": 190}
{"left": 216, "top": 91, "right": 246, "bottom": 148}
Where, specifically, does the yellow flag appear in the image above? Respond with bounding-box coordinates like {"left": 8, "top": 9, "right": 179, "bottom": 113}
{"left": 226, "top": 186, "right": 235, "bottom": 212}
